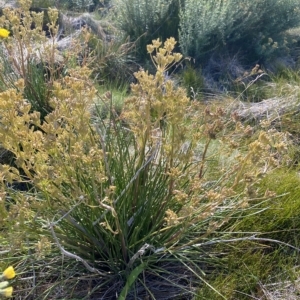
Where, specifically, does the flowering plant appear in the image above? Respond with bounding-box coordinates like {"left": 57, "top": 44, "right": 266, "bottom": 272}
{"left": 0, "top": 266, "right": 15, "bottom": 298}
{"left": 0, "top": 28, "right": 9, "bottom": 39}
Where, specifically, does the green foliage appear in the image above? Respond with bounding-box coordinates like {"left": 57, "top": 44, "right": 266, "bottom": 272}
{"left": 196, "top": 243, "right": 298, "bottom": 300}
{"left": 269, "top": 65, "right": 300, "bottom": 85}
{"left": 196, "top": 168, "right": 300, "bottom": 299}
{"left": 114, "top": 0, "right": 181, "bottom": 60}
{"left": 0, "top": 3, "right": 94, "bottom": 123}
{"left": 230, "top": 65, "right": 269, "bottom": 102}
{"left": 179, "top": 0, "right": 300, "bottom": 63}
{"left": 34, "top": 0, "right": 98, "bottom": 11}
{"left": 179, "top": 62, "right": 205, "bottom": 99}
{"left": 23, "top": 60, "right": 54, "bottom": 120}
{"left": 1, "top": 1, "right": 299, "bottom": 298}
{"left": 94, "top": 82, "right": 128, "bottom": 118}
{"left": 232, "top": 80, "right": 269, "bottom": 103}
{"left": 31, "top": 0, "right": 57, "bottom": 8}
{"left": 68, "top": 0, "right": 95, "bottom": 11}
{"left": 233, "top": 169, "right": 300, "bottom": 244}
{"left": 253, "top": 68, "right": 300, "bottom": 108}
{"left": 0, "top": 34, "right": 289, "bottom": 298}
{"left": 0, "top": 4, "right": 60, "bottom": 121}
{"left": 254, "top": 68, "right": 300, "bottom": 128}
{"left": 88, "top": 35, "right": 137, "bottom": 84}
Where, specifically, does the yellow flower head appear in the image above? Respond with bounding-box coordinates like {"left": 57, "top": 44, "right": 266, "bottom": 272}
{"left": 1, "top": 286, "right": 13, "bottom": 298}
{"left": 152, "top": 38, "right": 162, "bottom": 49}
{"left": 0, "top": 28, "right": 10, "bottom": 38}
{"left": 147, "top": 44, "right": 155, "bottom": 54}
{"left": 2, "top": 266, "right": 15, "bottom": 280}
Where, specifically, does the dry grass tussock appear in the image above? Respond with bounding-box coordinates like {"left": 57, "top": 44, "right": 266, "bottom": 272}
{"left": 258, "top": 273, "right": 300, "bottom": 300}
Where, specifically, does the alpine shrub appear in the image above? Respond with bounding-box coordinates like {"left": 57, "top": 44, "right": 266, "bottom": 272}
{"left": 114, "top": 0, "right": 180, "bottom": 59}
{"left": 179, "top": 0, "right": 300, "bottom": 63}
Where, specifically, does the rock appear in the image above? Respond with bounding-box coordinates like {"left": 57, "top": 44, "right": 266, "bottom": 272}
{"left": 0, "top": 0, "right": 18, "bottom": 9}
{"left": 234, "top": 97, "right": 300, "bottom": 123}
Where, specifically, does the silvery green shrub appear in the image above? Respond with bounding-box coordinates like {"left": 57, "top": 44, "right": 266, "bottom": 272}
{"left": 179, "top": 0, "right": 300, "bottom": 62}
{"left": 114, "top": 0, "right": 179, "bottom": 59}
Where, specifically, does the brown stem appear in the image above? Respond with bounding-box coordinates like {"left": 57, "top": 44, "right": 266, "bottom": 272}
{"left": 198, "top": 138, "right": 211, "bottom": 178}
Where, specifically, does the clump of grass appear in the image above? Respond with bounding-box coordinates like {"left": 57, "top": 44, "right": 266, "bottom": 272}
{"left": 195, "top": 167, "right": 300, "bottom": 299}
{"left": 178, "top": 61, "right": 205, "bottom": 100}
{"left": 233, "top": 168, "right": 300, "bottom": 244}
{"left": 221, "top": 62, "right": 269, "bottom": 102}
{"left": 196, "top": 243, "right": 299, "bottom": 300}
{"left": 93, "top": 81, "right": 129, "bottom": 119}
{"left": 88, "top": 34, "right": 137, "bottom": 85}
{"left": 0, "top": 4, "right": 294, "bottom": 296}
{"left": 266, "top": 67, "right": 300, "bottom": 99}
{"left": 0, "top": 36, "right": 291, "bottom": 299}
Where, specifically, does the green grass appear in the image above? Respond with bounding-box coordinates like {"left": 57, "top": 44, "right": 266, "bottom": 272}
{"left": 93, "top": 81, "right": 129, "bottom": 119}
{"left": 195, "top": 168, "right": 300, "bottom": 299}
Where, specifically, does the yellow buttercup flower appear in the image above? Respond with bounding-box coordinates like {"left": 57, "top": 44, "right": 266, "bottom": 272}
{"left": 2, "top": 266, "right": 15, "bottom": 280}
{"left": 1, "top": 286, "right": 13, "bottom": 298}
{"left": 0, "top": 28, "right": 10, "bottom": 38}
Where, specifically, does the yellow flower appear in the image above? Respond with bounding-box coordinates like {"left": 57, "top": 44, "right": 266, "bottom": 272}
{"left": 152, "top": 38, "right": 162, "bottom": 49}
{"left": 0, "top": 28, "right": 9, "bottom": 38}
{"left": 2, "top": 266, "right": 15, "bottom": 280}
{"left": 147, "top": 44, "right": 155, "bottom": 54}
{"left": 173, "top": 53, "right": 182, "bottom": 62}
{"left": 1, "top": 286, "right": 13, "bottom": 298}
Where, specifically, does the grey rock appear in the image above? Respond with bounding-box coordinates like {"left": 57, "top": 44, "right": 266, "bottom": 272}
{"left": 0, "top": 0, "right": 18, "bottom": 9}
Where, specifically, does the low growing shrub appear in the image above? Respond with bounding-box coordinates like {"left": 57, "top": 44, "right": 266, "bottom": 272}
{"left": 179, "top": 0, "right": 300, "bottom": 64}
{"left": 114, "top": 0, "right": 180, "bottom": 60}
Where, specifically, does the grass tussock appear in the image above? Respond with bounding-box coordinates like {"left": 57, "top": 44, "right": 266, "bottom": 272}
{"left": 1, "top": 1, "right": 300, "bottom": 299}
